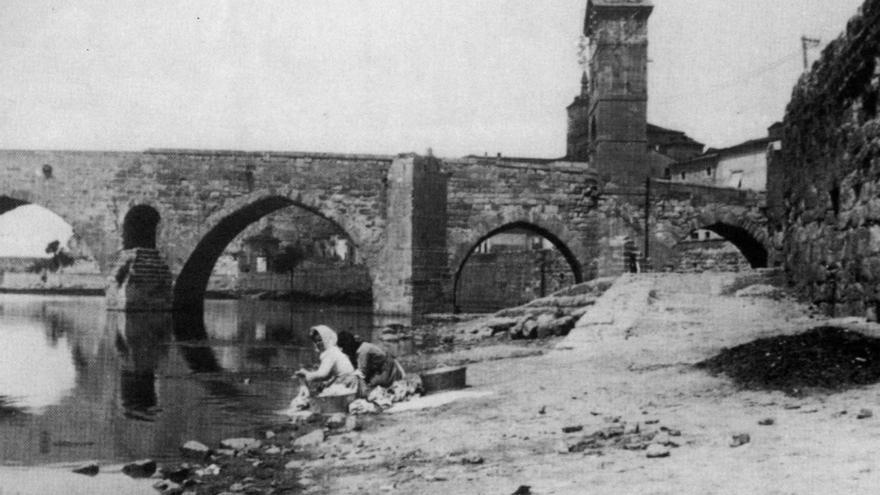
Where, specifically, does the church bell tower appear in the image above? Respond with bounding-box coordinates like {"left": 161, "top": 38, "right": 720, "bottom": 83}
{"left": 567, "top": 0, "right": 653, "bottom": 187}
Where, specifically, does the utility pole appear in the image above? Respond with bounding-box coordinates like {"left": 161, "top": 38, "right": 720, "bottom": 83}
{"left": 801, "top": 36, "right": 820, "bottom": 71}
{"left": 643, "top": 176, "right": 650, "bottom": 269}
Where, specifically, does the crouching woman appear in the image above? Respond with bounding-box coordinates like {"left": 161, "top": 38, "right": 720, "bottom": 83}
{"left": 337, "top": 331, "right": 405, "bottom": 390}
{"left": 295, "top": 325, "right": 358, "bottom": 393}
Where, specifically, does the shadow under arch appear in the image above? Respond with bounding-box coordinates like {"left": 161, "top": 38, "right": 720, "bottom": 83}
{"left": 697, "top": 222, "right": 768, "bottom": 268}
{"left": 452, "top": 221, "right": 584, "bottom": 312}
{"left": 123, "top": 204, "right": 160, "bottom": 249}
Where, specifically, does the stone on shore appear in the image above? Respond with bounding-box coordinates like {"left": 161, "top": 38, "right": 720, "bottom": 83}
{"left": 220, "top": 437, "right": 262, "bottom": 452}
{"left": 122, "top": 458, "right": 157, "bottom": 478}
{"left": 293, "top": 429, "right": 326, "bottom": 449}
{"left": 729, "top": 433, "right": 751, "bottom": 447}
{"left": 645, "top": 444, "right": 670, "bottom": 458}
{"left": 180, "top": 440, "right": 211, "bottom": 458}
{"left": 72, "top": 462, "right": 99, "bottom": 476}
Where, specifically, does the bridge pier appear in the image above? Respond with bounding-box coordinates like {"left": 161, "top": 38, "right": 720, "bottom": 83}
{"left": 106, "top": 248, "right": 173, "bottom": 312}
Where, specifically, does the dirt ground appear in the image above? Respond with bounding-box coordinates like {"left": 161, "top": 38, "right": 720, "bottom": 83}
{"left": 299, "top": 272, "right": 880, "bottom": 495}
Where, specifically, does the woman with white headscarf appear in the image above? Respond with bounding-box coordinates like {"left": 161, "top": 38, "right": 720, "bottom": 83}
{"left": 295, "top": 325, "right": 357, "bottom": 392}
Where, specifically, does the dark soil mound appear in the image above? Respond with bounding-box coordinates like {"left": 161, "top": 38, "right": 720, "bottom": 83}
{"left": 696, "top": 326, "right": 880, "bottom": 394}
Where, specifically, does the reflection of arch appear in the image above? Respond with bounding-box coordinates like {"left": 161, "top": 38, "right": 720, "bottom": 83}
{"left": 452, "top": 221, "right": 583, "bottom": 311}
{"left": 172, "top": 194, "right": 369, "bottom": 313}
{"left": 123, "top": 204, "right": 160, "bottom": 249}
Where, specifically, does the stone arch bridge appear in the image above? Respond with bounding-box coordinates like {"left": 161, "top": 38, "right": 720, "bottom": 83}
{"left": 0, "top": 149, "right": 773, "bottom": 315}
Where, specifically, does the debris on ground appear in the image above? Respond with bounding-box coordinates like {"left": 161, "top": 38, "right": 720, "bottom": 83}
{"left": 696, "top": 326, "right": 880, "bottom": 394}
{"left": 729, "top": 433, "right": 751, "bottom": 448}
{"left": 557, "top": 421, "right": 681, "bottom": 455}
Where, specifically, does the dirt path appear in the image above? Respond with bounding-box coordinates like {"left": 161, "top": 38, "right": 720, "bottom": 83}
{"left": 303, "top": 272, "right": 880, "bottom": 495}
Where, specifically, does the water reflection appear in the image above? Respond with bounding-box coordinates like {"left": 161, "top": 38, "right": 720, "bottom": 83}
{"left": 0, "top": 295, "right": 406, "bottom": 465}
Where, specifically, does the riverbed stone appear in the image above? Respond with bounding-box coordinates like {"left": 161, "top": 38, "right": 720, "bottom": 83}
{"left": 220, "top": 437, "right": 262, "bottom": 451}
{"left": 122, "top": 458, "right": 156, "bottom": 478}
{"left": 180, "top": 440, "right": 211, "bottom": 458}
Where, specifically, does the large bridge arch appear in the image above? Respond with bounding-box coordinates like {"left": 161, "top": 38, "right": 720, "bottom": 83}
{"left": 172, "top": 188, "right": 382, "bottom": 313}
{"left": 451, "top": 220, "right": 583, "bottom": 311}
{"left": 450, "top": 219, "right": 585, "bottom": 311}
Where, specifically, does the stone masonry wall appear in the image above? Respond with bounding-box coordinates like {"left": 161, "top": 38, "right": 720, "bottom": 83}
{"left": 773, "top": 0, "right": 880, "bottom": 317}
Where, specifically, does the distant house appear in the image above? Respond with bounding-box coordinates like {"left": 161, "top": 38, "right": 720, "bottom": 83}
{"left": 667, "top": 123, "right": 782, "bottom": 192}
{"left": 647, "top": 124, "right": 705, "bottom": 162}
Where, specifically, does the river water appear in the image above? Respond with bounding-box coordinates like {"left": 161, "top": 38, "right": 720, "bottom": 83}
{"left": 0, "top": 294, "right": 412, "bottom": 466}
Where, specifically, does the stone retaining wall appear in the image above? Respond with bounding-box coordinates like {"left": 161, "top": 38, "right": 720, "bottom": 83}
{"left": 771, "top": 0, "right": 880, "bottom": 317}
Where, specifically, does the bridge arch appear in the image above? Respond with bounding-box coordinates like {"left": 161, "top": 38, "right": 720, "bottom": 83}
{"left": 172, "top": 190, "right": 376, "bottom": 313}
{"left": 0, "top": 195, "right": 102, "bottom": 268}
{"left": 657, "top": 204, "right": 771, "bottom": 270}
{"left": 451, "top": 221, "right": 583, "bottom": 312}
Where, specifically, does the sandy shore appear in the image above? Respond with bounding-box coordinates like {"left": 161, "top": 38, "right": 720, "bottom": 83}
{"left": 299, "top": 272, "right": 880, "bottom": 494}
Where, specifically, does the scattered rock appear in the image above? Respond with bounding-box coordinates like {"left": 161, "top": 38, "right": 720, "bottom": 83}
{"left": 264, "top": 430, "right": 276, "bottom": 439}
{"left": 290, "top": 411, "right": 323, "bottom": 425}
{"left": 325, "top": 413, "right": 347, "bottom": 429}
{"left": 194, "top": 464, "right": 221, "bottom": 476}
{"left": 220, "top": 437, "right": 262, "bottom": 452}
{"left": 511, "top": 485, "right": 532, "bottom": 495}
{"left": 264, "top": 446, "right": 282, "bottom": 455}
{"left": 645, "top": 443, "right": 670, "bottom": 458}
{"left": 758, "top": 418, "right": 775, "bottom": 426}
{"left": 659, "top": 427, "right": 681, "bottom": 436}
{"left": 180, "top": 440, "right": 211, "bottom": 459}
{"left": 858, "top": 408, "right": 873, "bottom": 419}
{"left": 72, "top": 463, "right": 99, "bottom": 476}
{"left": 729, "top": 433, "right": 751, "bottom": 448}
{"left": 562, "top": 425, "right": 583, "bottom": 433}
{"left": 344, "top": 414, "right": 362, "bottom": 432}
{"left": 285, "top": 459, "right": 306, "bottom": 470}
{"left": 159, "top": 465, "right": 191, "bottom": 484}
{"left": 293, "top": 429, "right": 326, "bottom": 449}
{"left": 538, "top": 406, "right": 546, "bottom": 415}
{"left": 461, "top": 453, "right": 484, "bottom": 464}
{"left": 152, "top": 480, "right": 183, "bottom": 495}
{"left": 122, "top": 459, "right": 156, "bottom": 478}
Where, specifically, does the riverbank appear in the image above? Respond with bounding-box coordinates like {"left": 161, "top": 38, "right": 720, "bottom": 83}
{"left": 283, "top": 272, "right": 880, "bottom": 494}
{"left": 16, "top": 270, "right": 880, "bottom": 494}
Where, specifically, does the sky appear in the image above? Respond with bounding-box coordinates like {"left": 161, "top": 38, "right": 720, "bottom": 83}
{"left": 0, "top": 0, "right": 866, "bottom": 158}
{"left": 0, "top": 0, "right": 868, "bottom": 256}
